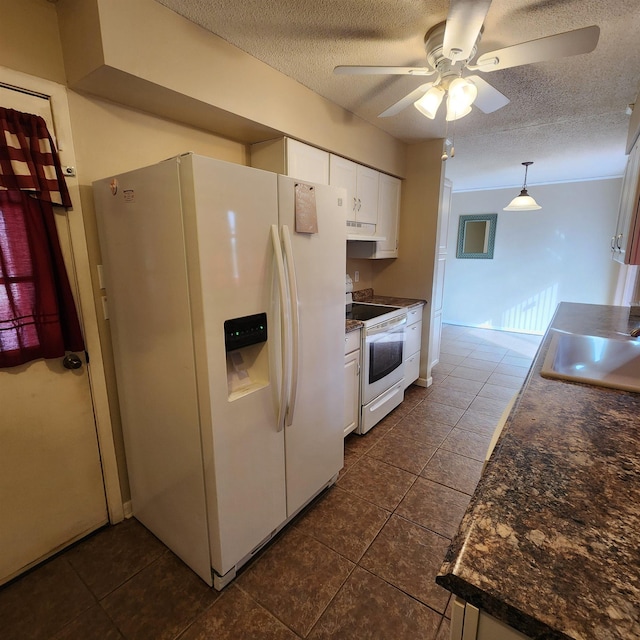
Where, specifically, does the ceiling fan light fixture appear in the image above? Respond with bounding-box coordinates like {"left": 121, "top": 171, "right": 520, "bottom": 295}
{"left": 445, "top": 100, "right": 472, "bottom": 121}
{"left": 445, "top": 77, "right": 477, "bottom": 121}
{"left": 448, "top": 77, "right": 477, "bottom": 108}
{"left": 414, "top": 85, "right": 445, "bottom": 119}
{"left": 504, "top": 162, "right": 542, "bottom": 211}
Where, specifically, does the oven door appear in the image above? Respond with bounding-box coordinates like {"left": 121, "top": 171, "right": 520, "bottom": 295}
{"left": 362, "top": 314, "right": 406, "bottom": 405}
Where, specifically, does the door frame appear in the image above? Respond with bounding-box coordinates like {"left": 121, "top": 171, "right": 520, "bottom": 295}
{"left": 0, "top": 64, "right": 124, "bottom": 523}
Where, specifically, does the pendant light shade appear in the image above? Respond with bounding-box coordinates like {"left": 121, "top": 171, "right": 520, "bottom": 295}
{"left": 504, "top": 162, "right": 541, "bottom": 211}
{"left": 414, "top": 86, "right": 445, "bottom": 119}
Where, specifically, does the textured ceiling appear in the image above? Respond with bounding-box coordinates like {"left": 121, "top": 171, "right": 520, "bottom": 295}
{"left": 154, "top": 0, "right": 640, "bottom": 190}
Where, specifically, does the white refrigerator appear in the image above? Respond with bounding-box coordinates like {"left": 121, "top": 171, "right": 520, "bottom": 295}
{"left": 93, "top": 153, "right": 346, "bottom": 589}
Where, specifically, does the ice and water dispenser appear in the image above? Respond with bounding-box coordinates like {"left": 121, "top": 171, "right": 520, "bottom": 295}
{"left": 224, "top": 312, "right": 269, "bottom": 400}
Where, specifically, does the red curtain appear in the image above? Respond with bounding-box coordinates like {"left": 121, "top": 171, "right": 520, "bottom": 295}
{"left": 0, "top": 107, "right": 84, "bottom": 368}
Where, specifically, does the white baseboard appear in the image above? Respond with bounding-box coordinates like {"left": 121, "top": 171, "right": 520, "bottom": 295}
{"left": 123, "top": 500, "right": 133, "bottom": 519}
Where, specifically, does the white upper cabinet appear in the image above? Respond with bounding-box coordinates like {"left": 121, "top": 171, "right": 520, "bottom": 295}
{"left": 612, "top": 138, "right": 640, "bottom": 264}
{"left": 374, "top": 173, "right": 401, "bottom": 257}
{"left": 329, "top": 154, "right": 379, "bottom": 225}
{"left": 286, "top": 139, "right": 330, "bottom": 185}
{"left": 250, "top": 137, "right": 329, "bottom": 185}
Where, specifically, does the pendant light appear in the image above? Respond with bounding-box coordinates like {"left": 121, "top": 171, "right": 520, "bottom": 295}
{"left": 504, "top": 161, "right": 542, "bottom": 211}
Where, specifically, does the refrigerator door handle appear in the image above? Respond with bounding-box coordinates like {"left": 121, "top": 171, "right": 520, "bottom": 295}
{"left": 281, "top": 224, "right": 299, "bottom": 427}
{"left": 271, "top": 224, "right": 290, "bottom": 432}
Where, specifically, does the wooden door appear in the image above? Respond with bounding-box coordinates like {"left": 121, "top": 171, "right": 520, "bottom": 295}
{"left": 0, "top": 88, "right": 108, "bottom": 585}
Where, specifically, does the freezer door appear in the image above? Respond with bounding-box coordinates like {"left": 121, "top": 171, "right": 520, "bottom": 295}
{"left": 185, "top": 155, "right": 288, "bottom": 577}
{"left": 93, "top": 158, "right": 213, "bottom": 585}
{"left": 277, "top": 175, "right": 346, "bottom": 516}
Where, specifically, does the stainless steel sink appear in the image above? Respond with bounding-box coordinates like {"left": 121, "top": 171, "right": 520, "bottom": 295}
{"left": 541, "top": 330, "right": 640, "bottom": 392}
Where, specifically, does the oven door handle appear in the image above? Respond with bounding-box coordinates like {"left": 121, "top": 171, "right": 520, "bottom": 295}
{"left": 367, "top": 315, "right": 406, "bottom": 336}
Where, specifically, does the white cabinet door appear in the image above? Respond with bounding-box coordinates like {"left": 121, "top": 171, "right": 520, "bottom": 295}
{"left": 356, "top": 164, "right": 380, "bottom": 224}
{"left": 613, "top": 140, "right": 640, "bottom": 264}
{"left": 428, "top": 179, "right": 451, "bottom": 379}
{"left": 330, "top": 155, "right": 379, "bottom": 224}
{"left": 375, "top": 173, "right": 401, "bottom": 257}
{"left": 250, "top": 138, "right": 329, "bottom": 185}
{"left": 330, "top": 154, "right": 357, "bottom": 219}
{"left": 286, "top": 138, "right": 330, "bottom": 185}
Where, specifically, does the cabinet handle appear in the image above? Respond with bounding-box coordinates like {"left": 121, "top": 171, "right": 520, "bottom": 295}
{"left": 611, "top": 236, "right": 616, "bottom": 251}
{"left": 357, "top": 198, "right": 362, "bottom": 212}
{"left": 617, "top": 233, "right": 623, "bottom": 250}
{"left": 352, "top": 196, "right": 357, "bottom": 212}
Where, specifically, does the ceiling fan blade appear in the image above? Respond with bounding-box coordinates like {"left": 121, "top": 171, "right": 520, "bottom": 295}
{"left": 465, "top": 75, "right": 510, "bottom": 113}
{"left": 443, "top": 0, "right": 492, "bottom": 62}
{"left": 334, "top": 65, "right": 436, "bottom": 76}
{"left": 475, "top": 25, "right": 600, "bottom": 72}
{"left": 378, "top": 83, "right": 434, "bottom": 118}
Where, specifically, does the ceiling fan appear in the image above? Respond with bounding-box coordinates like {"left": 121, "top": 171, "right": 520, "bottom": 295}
{"left": 334, "top": 0, "right": 600, "bottom": 122}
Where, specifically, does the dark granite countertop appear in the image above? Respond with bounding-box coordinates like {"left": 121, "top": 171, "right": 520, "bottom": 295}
{"left": 345, "top": 289, "right": 426, "bottom": 334}
{"left": 352, "top": 287, "right": 426, "bottom": 309}
{"left": 437, "top": 302, "right": 640, "bottom": 640}
{"left": 345, "top": 319, "right": 363, "bottom": 333}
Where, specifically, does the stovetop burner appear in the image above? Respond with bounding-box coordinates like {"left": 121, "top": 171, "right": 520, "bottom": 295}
{"left": 346, "top": 303, "right": 401, "bottom": 322}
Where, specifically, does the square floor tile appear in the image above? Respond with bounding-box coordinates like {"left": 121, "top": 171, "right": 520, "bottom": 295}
{"left": 468, "top": 350, "right": 504, "bottom": 363}
{"left": 441, "top": 428, "right": 492, "bottom": 462}
{"left": 469, "top": 395, "right": 512, "bottom": 419}
{"left": 421, "top": 449, "right": 484, "bottom": 495}
{"left": 440, "top": 344, "right": 474, "bottom": 357}
{"left": 392, "top": 413, "right": 453, "bottom": 448}
{"left": 396, "top": 477, "right": 470, "bottom": 538}
{"left": 52, "top": 605, "right": 124, "bottom": 639}
{"left": 437, "top": 353, "right": 465, "bottom": 366}
{"left": 502, "top": 355, "right": 534, "bottom": 368}
{"left": 436, "top": 616, "right": 451, "bottom": 640}
{"left": 493, "top": 362, "right": 529, "bottom": 378}
{"left": 337, "top": 455, "right": 416, "bottom": 511}
{"left": 0, "top": 557, "right": 95, "bottom": 640}
{"left": 101, "top": 551, "right": 219, "bottom": 640}
{"left": 360, "top": 515, "right": 451, "bottom": 613}
{"left": 457, "top": 357, "right": 498, "bottom": 373}
{"left": 294, "top": 486, "right": 389, "bottom": 562}
{"left": 66, "top": 518, "right": 166, "bottom": 599}
{"left": 438, "top": 375, "right": 484, "bottom": 394}
{"left": 410, "top": 401, "right": 465, "bottom": 427}
{"left": 486, "top": 372, "right": 525, "bottom": 389}
{"left": 367, "top": 432, "right": 437, "bottom": 475}
{"left": 455, "top": 410, "right": 501, "bottom": 438}
{"left": 308, "top": 567, "right": 442, "bottom": 640}
{"left": 238, "top": 527, "right": 353, "bottom": 637}
{"left": 449, "top": 366, "right": 492, "bottom": 383}
{"left": 179, "top": 585, "right": 297, "bottom": 639}
{"left": 478, "top": 384, "right": 518, "bottom": 402}
{"left": 426, "top": 386, "right": 476, "bottom": 410}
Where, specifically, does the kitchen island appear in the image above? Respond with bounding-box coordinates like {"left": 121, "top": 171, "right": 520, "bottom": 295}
{"left": 437, "top": 302, "right": 640, "bottom": 640}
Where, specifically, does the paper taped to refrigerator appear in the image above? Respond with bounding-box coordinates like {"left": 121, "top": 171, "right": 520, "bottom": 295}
{"left": 294, "top": 182, "right": 318, "bottom": 234}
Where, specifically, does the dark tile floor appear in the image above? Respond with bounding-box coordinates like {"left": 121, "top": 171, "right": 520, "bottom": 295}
{"left": 0, "top": 325, "right": 541, "bottom": 640}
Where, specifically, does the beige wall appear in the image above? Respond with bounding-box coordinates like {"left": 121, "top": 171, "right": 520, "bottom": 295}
{"left": 0, "top": 0, "right": 66, "bottom": 84}
{"left": 68, "top": 93, "right": 248, "bottom": 500}
{"left": 2, "top": 0, "right": 443, "bottom": 504}
{"left": 372, "top": 140, "right": 445, "bottom": 381}
{"left": 56, "top": 0, "right": 406, "bottom": 177}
